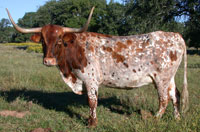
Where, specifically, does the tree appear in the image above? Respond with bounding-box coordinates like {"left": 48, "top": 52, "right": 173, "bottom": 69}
{"left": 11, "top": 12, "right": 38, "bottom": 42}
{"left": 121, "top": 0, "right": 185, "bottom": 35}
{"left": 0, "top": 18, "right": 11, "bottom": 29}
{"left": 179, "top": 0, "right": 200, "bottom": 49}
{"left": 46, "top": 0, "right": 108, "bottom": 32}
{"left": 97, "top": 1, "right": 125, "bottom": 35}
{"left": 34, "top": 0, "right": 57, "bottom": 26}
{"left": 0, "top": 18, "right": 14, "bottom": 43}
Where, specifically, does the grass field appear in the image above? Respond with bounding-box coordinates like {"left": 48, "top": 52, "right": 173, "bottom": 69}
{"left": 0, "top": 44, "right": 200, "bottom": 132}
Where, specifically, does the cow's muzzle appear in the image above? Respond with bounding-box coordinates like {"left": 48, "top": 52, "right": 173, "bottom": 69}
{"left": 43, "top": 58, "right": 57, "bottom": 66}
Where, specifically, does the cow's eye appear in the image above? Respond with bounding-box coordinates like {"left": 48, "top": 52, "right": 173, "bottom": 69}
{"left": 70, "top": 40, "right": 74, "bottom": 43}
{"left": 64, "top": 41, "right": 68, "bottom": 47}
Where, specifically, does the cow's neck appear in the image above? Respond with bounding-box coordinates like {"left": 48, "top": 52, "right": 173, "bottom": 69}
{"left": 55, "top": 40, "right": 87, "bottom": 83}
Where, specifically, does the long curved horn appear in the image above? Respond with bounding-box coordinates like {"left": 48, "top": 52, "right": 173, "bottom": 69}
{"left": 6, "top": 8, "right": 42, "bottom": 33}
{"left": 63, "top": 6, "right": 95, "bottom": 33}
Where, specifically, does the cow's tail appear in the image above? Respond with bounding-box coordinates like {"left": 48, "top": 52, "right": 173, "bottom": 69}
{"left": 181, "top": 43, "right": 189, "bottom": 114}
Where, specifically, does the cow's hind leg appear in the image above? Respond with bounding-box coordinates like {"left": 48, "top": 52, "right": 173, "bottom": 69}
{"left": 154, "top": 77, "right": 171, "bottom": 118}
{"left": 168, "top": 77, "right": 181, "bottom": 120}
{"left": 154, "top": 76, "right": 180, "bottom": 119}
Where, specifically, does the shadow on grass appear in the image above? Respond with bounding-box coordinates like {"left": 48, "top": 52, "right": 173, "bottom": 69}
{"left": 15, "top": 46, "right": 28, "bottom": 50}
{"left": 0, "top": 89, "right": 138, "bottom": 122}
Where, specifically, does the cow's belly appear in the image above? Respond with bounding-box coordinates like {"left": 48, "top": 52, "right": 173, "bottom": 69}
{"left": 102, "top": 74, "right": 153, "bottom": 89}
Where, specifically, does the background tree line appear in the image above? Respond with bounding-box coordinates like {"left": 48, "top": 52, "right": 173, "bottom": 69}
{"left": 0, "top": 0, "right": 200, "bottom": 49}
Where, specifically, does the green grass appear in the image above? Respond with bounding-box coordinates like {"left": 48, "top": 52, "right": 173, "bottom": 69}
{"left": 0, "top": 44, "right": 200, "bottom": 132}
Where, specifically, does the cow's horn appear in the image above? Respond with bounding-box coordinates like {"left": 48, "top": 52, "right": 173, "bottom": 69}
{"left": 63, "top": 7, "right": 95, "bottom": 33}
{"left": 6, "top": 8, "right": 42, "bottom": 33}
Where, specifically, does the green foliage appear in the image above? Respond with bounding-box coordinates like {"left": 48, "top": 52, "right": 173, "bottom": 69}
{"left": 10, "top": 12, "right": 39, "bottom": 43}
{"left": 98, "top": 2, "right": 125, "bottom": 35}
{"left": 11, "top": 32, "right": 31, "bottom": 43}
{"left": 122, "top": 0, "right": 185, "bottom": 35}
{"left": 31, "top": 0, "right": 186, "bottom": 36}
{"left": 0, "top": 18, "right": 14, "bottom": 43}
{"left": 36, "top": 0, "right": 108, "bottom": 33}
{"left": 34, "top": 0, "right": 57, "bottom": 26}
{"left": 182, "top": 0, "right": 200, "bottom": 49}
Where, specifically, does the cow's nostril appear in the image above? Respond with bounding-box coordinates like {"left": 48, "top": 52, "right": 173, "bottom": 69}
{"left": 44, "top": 59, "right": 48, "bottom": 64}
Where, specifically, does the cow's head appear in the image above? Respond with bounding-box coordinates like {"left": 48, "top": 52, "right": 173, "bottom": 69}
{"left": 6, "top": 7, "right": 94, "bottom": 66}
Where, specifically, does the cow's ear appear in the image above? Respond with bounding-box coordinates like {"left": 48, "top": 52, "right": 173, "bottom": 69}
{"left": 63, "top": 33, "right": 76, "bottom": 43}
{"left": 31, "top": 33, "right": 41, "bottom": 43}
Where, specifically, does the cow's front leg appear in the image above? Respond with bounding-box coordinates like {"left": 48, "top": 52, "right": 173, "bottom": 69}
{"left": 86, "top": 83, "right": 98, "bottom": 127}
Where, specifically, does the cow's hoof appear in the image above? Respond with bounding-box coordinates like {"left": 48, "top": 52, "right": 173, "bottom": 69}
{"left": 88, "top": 117, "right": 98, "bottom": 128}
{"left": 155, "top": 112, "right": 162, "bottom": 119}
{"left": 175, "top": 115, "right": 181, "bottom": 121}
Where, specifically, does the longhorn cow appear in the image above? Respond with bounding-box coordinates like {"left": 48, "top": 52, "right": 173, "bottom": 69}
{"left": 6, "top": 7, "right": 189, "bottom": 127}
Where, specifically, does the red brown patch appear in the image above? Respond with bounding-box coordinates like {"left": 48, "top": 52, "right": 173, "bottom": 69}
{"left": 31, "top": 33, "right": 41, "bottom": 43}
{"left": 102, "top": 46, "right": 125, "bottom": 63}
{"left": 154, "top": 73, "right": 157, "bottom": 77}
{"left": 102, "top": 46, "right": 113, "bottom": 52}
{"left": 136, "top": 48, "right": 143, "bottom": 52}
{"left": 169, "top": 51, "right": 177, "bottom": 61}
{"left": 63, "top": 33, "right": 76, "bottom": 42}
{"left": 96, "top": 33, "right": 112, "bottom": 38}
{"left": 89, "top": 46, "right": 95, "bottom": 52}
{"left": 142, "top": 40, "right": 150, "bottom": 48}
{"left": 71, "top": 73, "right": 77, "bottom": 83}
{"left": 127, "top": 40, "right": 132, "bottom": 45}
{"left": 91, "top": 32, "right": 96, "bottom": 37}
{"left": 115, "top": 41, "right": 127, "bottom": 52}
{"left": 112, "top": 52, "right": 125, "bottom": 63}
{"left": 82, "top": 35, "right": 86, "bottom": 41}
{"left": 85, "top": 32, "right": 90, "bottom": 37}
{"left": 89, "top": 32, "right": 112, "bottom": 38}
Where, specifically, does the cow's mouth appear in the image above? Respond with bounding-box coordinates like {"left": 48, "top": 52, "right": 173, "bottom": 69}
{"left": 43, "top": 58, "right": 57, "bottom": 66}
